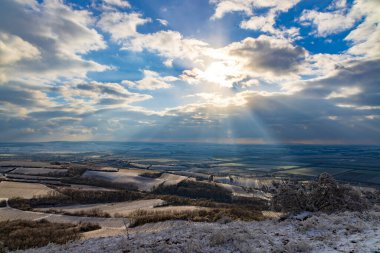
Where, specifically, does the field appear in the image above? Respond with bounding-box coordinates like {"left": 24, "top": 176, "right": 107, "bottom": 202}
{"left": 0, "top": 181, "right": 57, "bottom": 199}
{"left": 81, "top": 170, "right": 187, "bottom": 191}
{"left": 0, "top": 143, "right": 379, "bottom": 252}
{"left": 10, "top": 167, "right": 68, "bottom": 175}
{"left": 36, "top": 199, "right": 166, "bottom": 217}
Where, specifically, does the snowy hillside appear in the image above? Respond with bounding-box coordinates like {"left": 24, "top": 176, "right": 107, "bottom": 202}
{"left": 19, "top": 210, "right": 380, "bottom": 253}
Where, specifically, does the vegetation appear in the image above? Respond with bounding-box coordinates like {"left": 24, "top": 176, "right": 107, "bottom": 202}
{"left": 153, "top": 180, "right": 233, "bottom": 203}
{"left": 8, "top": 188, "right": 145, "bottom": 210}
{"left": 0, "top": 200, "right": 6, "bottom": 208}
{"left": 272, "top": 173, "right": 369, "bottom": 213}
{"left": 127, "top": 208, "right": 264, "bottom": 227}
{"left": 45, "top": 208, "right": 111, "bottom": 218}
{"left": 139, "top": 171, "right": 163, "bottom": 178}
{"left": 61, "top": 177, "right": 138, "bottom": 190}
{"left": 0, "top": 219, "right": 100, "bottom": 252}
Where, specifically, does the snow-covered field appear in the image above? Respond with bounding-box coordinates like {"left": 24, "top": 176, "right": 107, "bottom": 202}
{"left": 17, "top": 210, "right": 380, "bottom": 253}
{"left": 81, "top": 170, "right": 188, "bottom": 191}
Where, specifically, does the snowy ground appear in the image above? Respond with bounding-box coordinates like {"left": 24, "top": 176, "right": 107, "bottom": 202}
{"left": 18, "top": 210, "right": 380, "bottom": 253}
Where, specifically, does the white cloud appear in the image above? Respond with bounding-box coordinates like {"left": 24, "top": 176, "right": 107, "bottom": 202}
{"left": 300, "top": 9, "right": 358, "bottom": 37}
{"left": 123, "top": 70, "right": 178, "bottom": 90}
{"left": 240, "top": 12, "right": 300, "bottom": 40}
{"left": 211, "top": 0, "right": 301, "bottom": 40}
{"left": 0, "top": 0, "right": 108, "bottom": 84}
{"left": 300, "top": 0, "right": 379, "bottom": 44}
{"left": 157, "top": 18, "right": 169, "bottom": 26}
{"left": 103, "top": 0, "right": 130, "bottom": 8}
{"left": 124, "top": 30, "right": 211, "bottom": 64}
{"left": 98, "top": 12, "right": 150, "bottom": 42}
{"left": 345, "top": 0, "right": 380, "bottom": 59}
{"left": 210, "top": 0, "right": 253, "bottom": 20}
{"left": 326, "top": 87, "right": 362, "bottom": 99}
{"left": 163, "top": 59, "right": 174, "bottom": 67}
{"left": 210, "top": 0, "right": 301, "bottom": 19}
{"left": 0, "top": 32, "right": 40, "bottom": 65}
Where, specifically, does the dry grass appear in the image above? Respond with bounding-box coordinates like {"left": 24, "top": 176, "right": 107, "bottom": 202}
{"left": 0, "top": 181, "right": 57, "bottom": 199}
{"left": 45, "top": 208, "right": 111, "bottom": 218}
{"left": 8, "top": 188, "right": 146, "bottom": 211}
{"left": 0, "top": 219, "right": 100, "bottom": 252}
{"left": 127, "top": 207, "right": 264, "bottom": 227}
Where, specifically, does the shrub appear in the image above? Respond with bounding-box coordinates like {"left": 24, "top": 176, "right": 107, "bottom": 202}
{"left": 139, "top": 172, "right": 163, "bottom": 178}
{"left": 0, "top": 200, "right": 6, "bottom": 208}
{"left": 271, "top": 173, "right": 369, "bottom": 213}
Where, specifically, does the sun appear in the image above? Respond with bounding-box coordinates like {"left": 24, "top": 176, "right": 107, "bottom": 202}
{"left": 200, "top": 61, "right": 241, "bottom": 88}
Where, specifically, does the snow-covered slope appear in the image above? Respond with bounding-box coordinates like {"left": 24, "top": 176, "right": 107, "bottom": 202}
{"left": 19, "top": 210, "right": 380, "bottom": 253}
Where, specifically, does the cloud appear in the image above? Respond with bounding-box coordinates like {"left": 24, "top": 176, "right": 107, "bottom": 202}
{"left": 61, "top": 81, "right": 152, "bottom": 108}
{"left": 0, "top": 32, "right": 40, "bottom": 65}
{"left": 240, "top": 13, "right": 300, "bottom": 40}
{"left": 124, "top": 30, "right": 211, "bottom": 63}
{"left": 227, "top": 35, "right": 307, "bottom": 75}
{"left": 98, "top": 12, "right": 150, "bottom": 42}
{"left": 210, "top": 0, "right": 253, "bottom": 20}
{"left": 0, "top": 0, "right": 108, "bottom": 84}
{"left": 102, "top": 0, "right": 130, "bottom": 9}
{"left": 0, "top": 83, "right": 53, "bottom": 109}
{"left": 157, "top": 19, "right": 169, "bottom": 26}
{"left": 123, "top": 70, "right": 178, "bottom": 90}
{"left": 300, "top": 8, "right": 359, "bottom": 37}
{"left": 153, "top": 87, "right": 380, "bottom": 144}
{"left": 300, "top": 0, "right": 380, "bottom": 60}
{"left": 180, "top": 35, "right": 308, "bottom": 88}
{"left": 210, "top": 0, "right": 301, "bottom": 40}
{"left": 300, "top": 59, "right": 380, "bottom": 107}
{"left": 163, "top": 59, "right": 174, "bottom": 67}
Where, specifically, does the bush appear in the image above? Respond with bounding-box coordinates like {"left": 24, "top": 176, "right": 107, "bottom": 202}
{"left": 0, "top": 200, "right": 6, "bottom": 208}
{"left": 0, "top": 219, "right": 98, "bottom": 252}
{"left": 271, "top": 173, "right": 368, "bottom": 213}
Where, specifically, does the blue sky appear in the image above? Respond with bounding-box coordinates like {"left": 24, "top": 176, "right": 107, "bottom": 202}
{"left": 0, "top": 0, "right": 379, "bottom": 144}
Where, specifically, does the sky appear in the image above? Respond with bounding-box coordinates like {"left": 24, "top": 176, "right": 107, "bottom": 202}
{"left": 0, "top": 0, "right": 379, "bottom": 144}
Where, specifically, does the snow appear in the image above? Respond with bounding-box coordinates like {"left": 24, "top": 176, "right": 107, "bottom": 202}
{"left": 81, "top": 170, "right": 187, "bottom": 191}
{"left": 18, "top": 210, "right": 380, "bottom": 253}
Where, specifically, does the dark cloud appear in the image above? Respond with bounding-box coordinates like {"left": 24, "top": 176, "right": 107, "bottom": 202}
{"left": 300, "top": 59, "right": 380, "bottom": 107}
{"left": 228, "top": 36, "right": 306, "bottom": 74}
{"left": 0, "top": 84, "right": 50, "bottom": 107}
